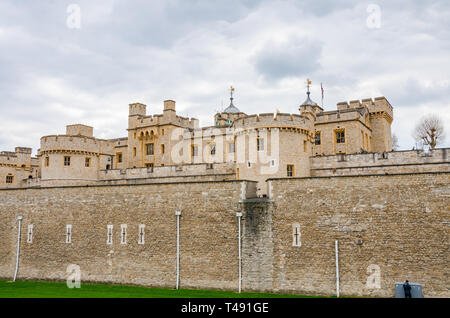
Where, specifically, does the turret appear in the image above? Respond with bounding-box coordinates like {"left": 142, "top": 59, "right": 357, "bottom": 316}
{"left": 129, "top": 102, "right": 147, "bottom": 117}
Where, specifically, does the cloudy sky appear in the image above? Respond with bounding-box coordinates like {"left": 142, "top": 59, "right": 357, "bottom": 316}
{"left": 0, "top": 0, "right": 449, "bottom": 155}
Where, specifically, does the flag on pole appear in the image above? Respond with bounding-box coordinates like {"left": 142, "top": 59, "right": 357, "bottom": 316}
{"left": 321, "top": 82, "right": 324, "bottom": 108}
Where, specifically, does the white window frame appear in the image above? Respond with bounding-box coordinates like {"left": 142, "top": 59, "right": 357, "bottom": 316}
{"left": 292, "top": 223, "right": 301, "bottom": 247}
{"left": 27, "top": 224, "right": 34, "bottom": 243}
{"left": 107, "top": 224, "right": 113, "bottom": 245}
{"left": 138, "top": 224, "right": 145, "bottom": 245}
{"left": 120, "top": 224, "right": 127, "bottom": 244}
{"left": 66, "top": 224, "right": 72, "bottom": 244}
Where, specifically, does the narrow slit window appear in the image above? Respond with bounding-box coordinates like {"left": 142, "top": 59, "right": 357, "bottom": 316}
{"left": 27, "top": 224, "right": 34, "bottom": 243}
{"left": 121, "top": 224, "right": 127, "bottom": 244}
{"left": 292, "top": 223, "right": 301, "bottom": 247}
{"left": 107, "top": 225, "right": 113, "bottom": 245}
{"left": 257, "top": 138, "right": 264, "bottom": 151}
{"left": 66, "top": 224, "right": 72, "bottom": 244}
{"left": 138, "top": 224, "right": 145, "bottom": 245}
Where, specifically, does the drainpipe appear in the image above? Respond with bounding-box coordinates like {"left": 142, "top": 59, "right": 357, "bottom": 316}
{"left": 236, "top": 212, "right": 243, "bottom": 293}
{"left": 335, "top": 240, "right": 340, "bottom": 298}
{"left": 13, "top": 216, "right": 23, "bottom": 282}
{"left": 175, "top": 210, "right": 181, "bottom": 290}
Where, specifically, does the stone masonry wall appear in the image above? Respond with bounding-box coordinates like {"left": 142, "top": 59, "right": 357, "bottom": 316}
{"left": 267, "top": 172, "right": 449, "bottom": 297}
{"left": 311, "top": 148, "right": 449, "bottom": 176}
{"left": 0, "top": 180, "right": 255, "bottom": 291}
{"left": 0, "top": 173, "right": 448, "bottom": 297}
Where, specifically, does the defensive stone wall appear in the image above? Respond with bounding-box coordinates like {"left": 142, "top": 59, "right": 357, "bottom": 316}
{"left": 311, "top": 148, "right": 449, "bottom": 176}
{"left": 0, "top": 180, "right": 256, "bottom": 290}
{"left": 265, "top": 172, "right": 449, "bottom": 297}
{"left": 0, "top": 173, "right": 447, "bottom": 297}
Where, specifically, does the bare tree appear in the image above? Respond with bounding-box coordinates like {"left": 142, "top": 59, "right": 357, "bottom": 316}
{"left": 392, "top": 133, "right": 399, "bottom": 151}
{"left": 413, "top": 114, "right": 445, "bottom": 149}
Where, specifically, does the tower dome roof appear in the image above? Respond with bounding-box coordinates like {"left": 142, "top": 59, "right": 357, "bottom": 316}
{"left": 301, "top": 91, "right": 317, "bottom": 106}
{"left": 223, "top": 85, "right": 240, "bottom": 113}
{"left": 223, "top": 103, "right": 240, "bottom": 113}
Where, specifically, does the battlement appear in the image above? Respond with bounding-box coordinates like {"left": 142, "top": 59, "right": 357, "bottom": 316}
{"left": 315, "top": 107, "right": 368, "bottom": 124}
{"left": 233, "top": 112, "right": 310, "bottom": 129}
{"left": 40, "top": 134, "right": 114, "bottom": 154}
{"left": 128, "top": 100, "right": 198, "bottom": 130}
{"left": 129, "top": 102, "right": 147, "bottom": 117}
{"left": 311, "top": 148, "right": 450, "bottom": 176}
{"left": 336, "top": 96, "right": 393, "bottom": 118}
{"left": 66, "top": 124, "right": 94, "bottom": 137}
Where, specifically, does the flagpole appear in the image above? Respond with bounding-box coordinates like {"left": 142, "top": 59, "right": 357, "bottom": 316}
{"left": 321, "top": 83, "right": 324, "bottom": 108}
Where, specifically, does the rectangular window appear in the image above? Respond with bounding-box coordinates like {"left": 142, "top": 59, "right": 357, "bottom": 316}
{"left": 64, "top": 156, "right": 71, "bottom": 166}
{"left": 85, "top": 157, "right": 91, "bottom": 167}
{"left": 117, "top": 153, "right": 123, "bottom": 163}
{"left": 336, "top": 130, "right": 345, "bottom": 143}
{"left": 107, "top": 225, "right": 113, "bottom": 245}
{"left": 138, "top": 224, "right": 145, "bottom": 245}
{"left": 27, "top": 224, "right": 34, "bottom": 243}
{"left": 161, "top": 129, "right": 165, "bottom": 136}
{"left": 145, "top": 143, "right": 154, "bottom": 155}
{"left": 210, "top": 144, "right": 216, "bottom": 155}
{"left": 6, "top": 175, "right": 14, "bottom": 184}
{"left": 66, "top": 224, "right": 72, "bottom": 244}
{"left": 303, "top": 140, "right": 307, "bottom": 152}
{"left": 161, "top": 144, "right": 165, "bottom": 154}
{"left": 229, "top": 143, "right": 235, "bottom": 153}
{"left": 191, "top": 145, "right": 198, "bottom": 157}
{"left": 133, "top": 147, "right": 136, "bottom": 157}
{"left": 45, "top": 156, "right": 50, "bottom": 167}
{"left": 287, "top": 164, "right": 294, "bottom": 177}
{"left": 257, "top": 138, "right": 264, "bottom": 151}
{"left": 121, "top": 224, "right": 127, "bottom": 244}
{"left": 314, "top": 132, "right": 321, "bottom": 145}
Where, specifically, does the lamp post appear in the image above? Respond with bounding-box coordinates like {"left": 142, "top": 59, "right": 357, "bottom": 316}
{"left": 175, "top": 210, "right": 181, "bottom": 290}
{"left": 13, "top": 216, "right": 23, "bottom": 282}
{"left": 236, "top": 212, "right": 242, "bottom": 293}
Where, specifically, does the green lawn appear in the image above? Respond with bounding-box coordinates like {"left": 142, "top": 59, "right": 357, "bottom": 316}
{"left": 0, "top": 280, "right": 323, "bottom": 298}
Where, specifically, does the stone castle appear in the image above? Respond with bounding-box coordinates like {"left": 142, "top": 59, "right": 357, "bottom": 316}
{"left": 2, "top": 87, "right": 396, "bottom": 192}
{"left": 0, "top": 86, "right": 448, "bottom": 297}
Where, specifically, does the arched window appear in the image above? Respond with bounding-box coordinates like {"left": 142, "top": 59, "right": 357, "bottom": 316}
{"left": 292, "top": 223, "right": 301, "bottom": 247}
